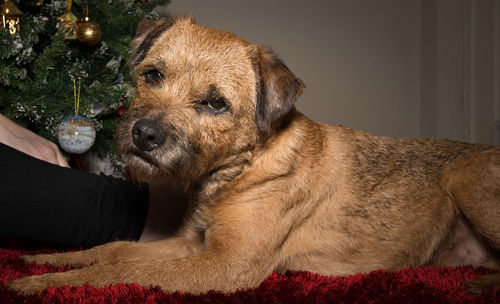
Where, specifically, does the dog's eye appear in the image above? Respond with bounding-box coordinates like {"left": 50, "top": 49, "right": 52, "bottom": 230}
{"left": 143, "top": 69, "right": 164, "bottom": 86}
{"left": 197, "top": 97, "right": 229, "bottom": 114}
{"left": 207, "top": 98, "right": 227, "bottom": 112}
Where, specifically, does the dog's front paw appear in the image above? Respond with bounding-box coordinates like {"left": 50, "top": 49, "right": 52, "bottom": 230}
{"left": 7, "top": 274, "right": 59, "bottom": 295}
{"left": 21, "top": 250, "right": 98, "bottom": 268}
{"left": 20, "top": 241, "right": 135, "bottom": 268}
{"left": 21, "top": 253, "right": 67, "bottom": 267}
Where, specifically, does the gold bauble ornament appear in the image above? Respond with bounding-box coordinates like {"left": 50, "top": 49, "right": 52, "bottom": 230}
{"left": 57, "top": 0, "right": 78, "bottom": 39}
{"left": 76, "top": 16, "right": 101, "bottom": 46}
{"left": 1, "top": 0, "right": 23, "bottom": 35}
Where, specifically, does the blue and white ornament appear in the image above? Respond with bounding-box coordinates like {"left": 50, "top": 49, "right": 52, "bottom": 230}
{"left": 57, "top": 114, "right": 96, "bottom": 154}
{"left": 57, "top": 78, "right": 95, "bottom": 154}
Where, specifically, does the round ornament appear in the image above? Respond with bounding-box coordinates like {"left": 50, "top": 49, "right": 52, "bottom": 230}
{"left": 76, "top": 16, "right": 102, "bottom": 46}
{"left": 57, "top": 115, "right": 96, "bottom": 154}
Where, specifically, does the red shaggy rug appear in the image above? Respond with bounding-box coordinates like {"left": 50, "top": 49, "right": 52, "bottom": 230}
{"left": 1, "top": 248, "right": 499, "bottom": 304}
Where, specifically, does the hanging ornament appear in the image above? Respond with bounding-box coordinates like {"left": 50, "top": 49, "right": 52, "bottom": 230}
{"left": 58, "top": 78, "right": 96, "bottom": 154}
{"left": 76, "top": 16, "right": 101, "bottom": 46}
{"left": 1, "top": 0, "right": 23, "bottom": 35}
{"left": 57, "top": 0, "right": 77, "bottom": 40}
{"left": 76, "top": 5, "right": 101, "bottom": 47}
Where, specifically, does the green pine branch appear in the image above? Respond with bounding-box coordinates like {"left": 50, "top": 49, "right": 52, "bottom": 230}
{"left": 0, "top": 0, "right": 170, "bottom": 171}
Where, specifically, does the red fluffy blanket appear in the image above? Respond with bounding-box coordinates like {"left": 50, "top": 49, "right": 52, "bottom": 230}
{"left": 1, "top": 248, "right": 499, "bottom": 304}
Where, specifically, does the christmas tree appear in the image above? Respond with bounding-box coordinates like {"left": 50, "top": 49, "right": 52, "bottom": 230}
{"left": 0, "top": 0, "right": 169, "bottom": 173}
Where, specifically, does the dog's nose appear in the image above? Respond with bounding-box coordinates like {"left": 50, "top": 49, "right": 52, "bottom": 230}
{"left": 132, "top": 119, "right": 167, "bottom": 151}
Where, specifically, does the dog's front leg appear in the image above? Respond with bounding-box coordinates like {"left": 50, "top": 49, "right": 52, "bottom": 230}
{"left": 10, "top": 202, "right": 287, "bottom": 295}
{"left": 9, "top": 245, "right": 275, "bottom": 295}
{"left": 20, "top": 227, "right": 204, "bottom": 268}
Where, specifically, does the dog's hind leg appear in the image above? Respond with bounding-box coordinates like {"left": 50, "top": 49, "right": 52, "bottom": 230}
{"left": 441, "top": 148, "right": 500, "bottom": 293}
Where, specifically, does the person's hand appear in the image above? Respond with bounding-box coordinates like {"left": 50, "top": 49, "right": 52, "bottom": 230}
{"left": 0, "top": 114, "right": 69, "bottom": 167}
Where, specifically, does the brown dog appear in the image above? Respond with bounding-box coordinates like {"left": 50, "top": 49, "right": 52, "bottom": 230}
{"left": 9, "top": 16, "right": 500, "bottom": 295}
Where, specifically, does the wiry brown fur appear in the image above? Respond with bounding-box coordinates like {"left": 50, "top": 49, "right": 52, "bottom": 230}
{"left": 9, "top": 16, "right": 500, "bottom": 295}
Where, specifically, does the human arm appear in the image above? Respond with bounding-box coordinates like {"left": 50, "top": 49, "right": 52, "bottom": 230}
{"left": 0, "top": 113, "right": 69, "bottom": 167}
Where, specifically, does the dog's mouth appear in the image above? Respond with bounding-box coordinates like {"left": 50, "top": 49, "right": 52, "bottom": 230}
{"left": 131, "top": 149, "right": 161, "bottom": 168}
{"left": 123, "top": 146, "right": 166, "bottom": 173}
{"left": 118, "top": 122, "right": 201, "bottom": 182}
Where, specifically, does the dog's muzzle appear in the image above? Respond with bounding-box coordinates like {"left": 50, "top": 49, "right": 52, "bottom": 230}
{"left": 132, "top": 119, "right": 167, "bottom": 151}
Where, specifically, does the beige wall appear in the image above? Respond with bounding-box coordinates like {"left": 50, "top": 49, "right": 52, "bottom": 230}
{"left": 158, "top": 0, "right": 499, "bottom": 144}
{"left": 420, "top": 0, "right": 500, "bottom": 145}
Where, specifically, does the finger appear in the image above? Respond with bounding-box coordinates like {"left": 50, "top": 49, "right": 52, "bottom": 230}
{"left": 56, "top": 151, "right": 70, "bottom": 168}
{"left": 46, "top": 141, "right": 70, "bottom": 168}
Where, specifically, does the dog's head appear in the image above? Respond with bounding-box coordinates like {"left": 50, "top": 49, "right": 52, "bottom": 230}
{"left": 117, "top": 16, "right": 304, "bottom": 183}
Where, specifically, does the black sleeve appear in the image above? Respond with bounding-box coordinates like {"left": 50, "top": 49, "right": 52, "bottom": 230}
{"left": 0, "top": 142, "right": 148, "bottom": 248}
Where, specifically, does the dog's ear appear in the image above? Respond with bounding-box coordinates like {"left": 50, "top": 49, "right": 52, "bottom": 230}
{"left": 127, "top": 16, "right": 195, "bottom": 68}
{"left": 253, "top": 46, "right": 305, "bottom": 134}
